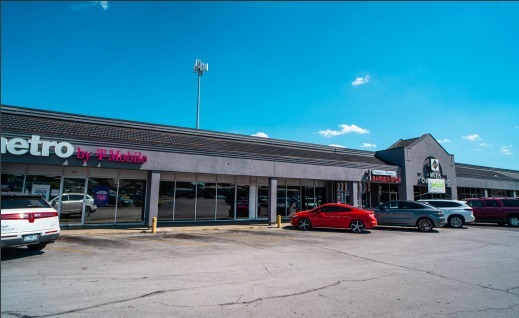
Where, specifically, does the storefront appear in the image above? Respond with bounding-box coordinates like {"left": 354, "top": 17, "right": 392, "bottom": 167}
{"left": 1, "top": 105, "right": 518, "bottom": 228}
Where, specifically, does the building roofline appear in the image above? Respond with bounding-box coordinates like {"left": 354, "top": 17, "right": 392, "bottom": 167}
{"left": 1, "top": 104, "right": 377, "bottom": 158}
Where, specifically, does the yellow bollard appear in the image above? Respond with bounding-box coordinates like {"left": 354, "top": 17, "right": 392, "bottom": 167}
{"left": 277, "top": 215, "right": 281, "bottom": 228}
{"left": 152, "top": 217, "right": 157, "bottom": 234}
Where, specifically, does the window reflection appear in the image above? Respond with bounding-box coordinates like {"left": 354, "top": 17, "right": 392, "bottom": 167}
{"left": 277, "top": 186, "right": 287, "bottom": 217}
{"left": 196, "top": 182, "right": 216, "bottom": 220}
{"left": 235, "top": 185, "right": 249, "bottom": 219}
{"left": 258, "top": 186, "right": 269, "bottom": 218}
{"left": 158, "top": 181, "right": 175, "bottom": 221}
{"left": 286, "top": 186, "right": 301, "bottom": 216}
{"left": 175, "top": 181, "right": 196, "bottom": 220}
{"left": 87, "top": 178, "right": 118, "bottom": 224}
{"left": 116, "top": 179, "right": 146, "bottom": 223}
{"left": 217, "top": 183, "right": 234, "bottom": 220}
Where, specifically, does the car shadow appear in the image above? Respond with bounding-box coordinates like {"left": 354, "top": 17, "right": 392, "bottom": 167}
{"left": 1, "top": 247, "right": 44, "bottom": 261}
{"left": 441, "top": 226, "right": 470, "bottom": 230}
{"left": 282, "top": 225, "right": 372, "bottom": 234}
{"left": 372, "top": 226, "right": 440, "bottom": 233}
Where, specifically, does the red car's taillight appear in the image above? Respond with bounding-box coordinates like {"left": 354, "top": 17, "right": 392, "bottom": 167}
{"left": 1, "top": 212, "right": 58, "bottom": 223}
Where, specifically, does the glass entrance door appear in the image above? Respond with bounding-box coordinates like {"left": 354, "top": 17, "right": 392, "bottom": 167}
{"left": 57, "top": 177, "right": 88, "bottom": 225}
{"left": 236, "top": 185, "right": 250, "bottom": 219}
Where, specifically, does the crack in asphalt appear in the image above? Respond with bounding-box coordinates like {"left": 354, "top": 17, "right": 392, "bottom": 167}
{"left": 151, "top": 275, "right": 393, "bottom": 308}
{"left": 288, "top": 239, "right": 519, "bottom": 298}
{"left": 4, "top": 231, "right": 518, "bottom": 317}
{"left": 443, "top": 303, "right": 519, "bottom": 316}
{"left": 1, "top": 275, "right": 391, "bottom": 316}
{"left": 218, "top": 280, "right": 342, "bottom": 307}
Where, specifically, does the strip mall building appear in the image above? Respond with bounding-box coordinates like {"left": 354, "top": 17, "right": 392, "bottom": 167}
{"left": 2, "top": 105, "right": 518, "bottom": 228}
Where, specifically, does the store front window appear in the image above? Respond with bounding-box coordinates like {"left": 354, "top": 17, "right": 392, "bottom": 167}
{"left": 257, "top": 185, "right": 269, "bottom": 218}
{"left": 286, "top": 186, "right": 301, "bottom": 217}
{"left": 196, "top": 182, "right": 216, "bottom": 220}
{"left": 216, "top": 183, "right": 234, "bottom": 220}
{"left": 115, "top": 179, "right": 146, "bottom": 223}
{"left": 87, "top": 178, "right": 118, "bottom": 224}
{"left": 235, "top": 185, "right": 250, "bottom": 219}
{"left": 379, "top": 184, "right": 399, "bottom": 204}
{"left": 175, "top": 181, "right": 196, "bottom": 221}
{"left": 158, "top": 181, "right": 175, "bottom": 221}
{"left": 58, "top": 177, "right": 87, "bottom": 225}
{"left": 457, "top": 187, "right": 484, "bottom": 199}
{"left": 1, "top": 173, "right": 25, "bottom": 193}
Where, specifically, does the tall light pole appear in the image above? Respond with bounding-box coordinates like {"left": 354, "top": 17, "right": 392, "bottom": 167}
{"left": 194, "top": 59, "right": 208, "bottom": 129}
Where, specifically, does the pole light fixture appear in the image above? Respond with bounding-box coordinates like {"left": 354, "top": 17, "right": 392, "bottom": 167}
{"left": 194, "top": 59, "right": 208, "bottom": 130}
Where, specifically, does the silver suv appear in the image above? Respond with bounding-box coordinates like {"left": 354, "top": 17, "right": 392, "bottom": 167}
{"left": 419, "top": 199, "right": 475, "bottom": 228}
{"left": 49, "top": 193, "right": 97, "bottom": 217}
{"left": 374, "top": 200, "right": 445, "bottom": 232}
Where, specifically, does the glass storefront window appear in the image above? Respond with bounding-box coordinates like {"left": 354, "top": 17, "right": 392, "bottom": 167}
{"left": 175, "top": 181, "right": 196, "bottom": 220}
{"left": 116, "top": 179, "right": 146, "bottom": 223}
{"left": 87, "top": 178, "right": 118, "bottom": 224}
{"left": 57, "top": 177, "right": 87, "bottom": 225}
{"left": 315, "top": 187, "right": 326, "bottom": 208}
{"left": 158, "top": 181, "right": 175, "bottom": 221}
{"left": 276, "top": 186, "right": 287, "bottom": 217}
{"left": 196, "top": 182, "right": 216, "bottom": 220}
{"left": 286, "top": 186, "right": 300, "bottom": 217}
{"left": 235, "top": 185, "right": 250, "bottom": 219}
{"left": 1, "top": 173, "right": 26, "bottom": 193}
{"left": 257, "top": 186, "right": 269, "bottom": 218}
{"left": 457, "top": 187, "right": 484, "bottom": 199}
{"left": 24, "top": 175, "right": 61, "bottom": 202}
{"left": 216, "top": 183, "right": 234, "bottom": 220}
{"left": 302, "top": 186, "right": 316, "bottom": 210}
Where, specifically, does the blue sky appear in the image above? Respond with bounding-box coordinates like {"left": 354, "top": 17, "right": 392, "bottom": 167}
{"left": 2, "top": 1, "right": 518, "bottom": 170}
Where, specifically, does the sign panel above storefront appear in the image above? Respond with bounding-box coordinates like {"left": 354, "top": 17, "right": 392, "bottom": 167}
{"left": 372, "top": 170, "right": 397, "bottom": 176}
{"left": 1, "top": 135, "right": 147, "bottom": 164}
{"left": 430, "top": 158, "right": 440, "bottom": 172}
{"left": 368, "top": 170, "right": 401, "bottom": 183}
{"left": 428, "top": 178, "right": 446, "bottom": 193}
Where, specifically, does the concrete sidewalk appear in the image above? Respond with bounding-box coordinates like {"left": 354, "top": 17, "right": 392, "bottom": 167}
{"left": 60, "top": 222, "right": 290, "bottom": 236}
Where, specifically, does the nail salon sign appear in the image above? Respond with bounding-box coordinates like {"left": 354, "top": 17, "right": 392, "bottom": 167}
{"left": 1, "top": 135, "right": 147, "bottom": 164}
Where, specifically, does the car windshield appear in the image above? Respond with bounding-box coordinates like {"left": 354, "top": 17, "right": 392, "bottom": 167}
{"left": 1, "top": 196, "right": 51, "bottom": 209}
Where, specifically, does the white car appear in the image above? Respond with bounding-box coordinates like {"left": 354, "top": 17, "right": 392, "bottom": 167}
{"left": 418, "top": 199, "right": 475, "bottom": 228}
{"left": 1, "top": 193, "right": 61, "bottom": 251}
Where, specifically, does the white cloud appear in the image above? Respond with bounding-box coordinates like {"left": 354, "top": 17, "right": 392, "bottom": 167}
{"left": 72, "top": 1, "right": 109, "bottom": 11}
{"left": 437, "top": 139, "right": 450, "bottom": 144}
{"left": 98, "top": 1, "right": 109, "bottom": 10}
{"left": 478, "top": 143, "right": 493, "bottom": 147}
{"left": 252, "top": 132, "right": 269, "bottom": 138}
{"left": 329, "top": 144, "right": 346, "bottom": 148}
{"left": 352, "top": 75, "right": 370, "bottom": 87}
{"left": 501, "top": 145, "right": 513, "bottom": 155}
{"left": 361, "top": 143, "right": 377, "bottom": 149}
{"left": 462, "top": 134, "right": 481, "bottom": 142}
{"left": 317, "top": 124, "right": 369, "bottom": 137}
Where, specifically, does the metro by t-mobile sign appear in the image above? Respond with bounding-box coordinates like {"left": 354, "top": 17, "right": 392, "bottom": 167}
{"left": 1, "top": 135, "right": 147, "bottom": 164}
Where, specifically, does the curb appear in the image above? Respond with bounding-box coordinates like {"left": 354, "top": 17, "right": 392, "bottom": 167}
{"left": 60, "top": 223, "right": 290, "bottom": 236}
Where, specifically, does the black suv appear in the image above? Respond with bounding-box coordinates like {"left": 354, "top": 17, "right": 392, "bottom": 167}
{"left": 465, "top": 198, "right": 519, "bottom": 227}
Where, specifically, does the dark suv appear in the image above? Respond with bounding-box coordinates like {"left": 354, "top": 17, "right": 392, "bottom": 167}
{"left": 465, "top": 198, "right": 519, "bottom": 227}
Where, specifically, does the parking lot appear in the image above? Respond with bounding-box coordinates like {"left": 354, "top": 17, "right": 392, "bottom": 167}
{"left": 2, "top": 223, "right": 519, "bottom": 318}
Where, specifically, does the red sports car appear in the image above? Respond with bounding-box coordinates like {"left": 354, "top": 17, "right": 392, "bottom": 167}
{"left": 290, "top": 203, "right": 377, "bottom": 233}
